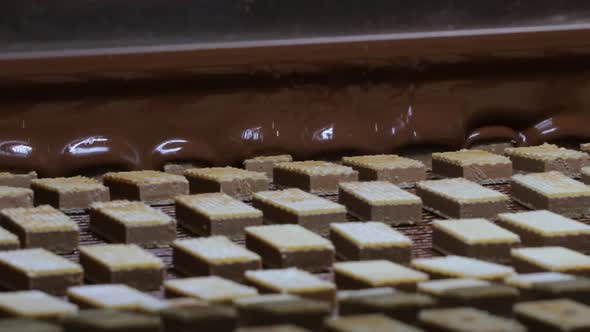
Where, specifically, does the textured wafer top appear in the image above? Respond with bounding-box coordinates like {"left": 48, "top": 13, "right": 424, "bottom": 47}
{"left": 342, "top": 154, "right": 424, "bottom": 170}
{"left": 326, "top": 314, "right": 423, "bottom": 332}
{"left": 245, "top": 268, "right": 335, "bottom": 292}
{"left": 1, "top": 205, "right": 78, "bottom": 232}
{"left": 498, "top": 210, "right": 590, "bottom": 235}
{"left": 0, "top": 226, "right": 18, "bottom": 245}
{"left": 104, "top": 170, "right": 187, "bottom": 185}
{"left": 67, "top": 284, "right": 166, "bottom": 311}
{"left": 0, "top": 171, "right": 36, "bottom": 178}
{"left": 330, "top": 222, "right": 412, "bottom": 247}
{"left": 505, "top": 143, "right": 588, "bottom": 160}
{"left": 582, "top": 143, "right": 590, "bottom": 152}
{"left": 512, "top": 171, "right": 590, "bottom": 197}
{"left": 412, "top": 256, "right": 514, "bottom": 280}
{"left": 334, "top": 260, "right": 428, "bottom": 286}
{"left": 0, "top": 248, "right": 82, "bottom": 277}
{"left": 246, "top": 155, "right": 293, "bottom": 163}
{"left": 514, "top": 299, "right": 590, "bottom": 330}
{"left": 254, "top": 188, "right": 346, "bottom": 216}
{"left": 0, "top": 290, "right": 77, "bottom": 317}
{"left": 504, "top": 272, "right": 576, "bottom": 288}
{"left": 173, "top": 236, "right": 260, "bottom": 264}
{"left": 184, "top": 167, "right": 267, "bottom": 181}
{"left": 274, "top": 161, "right": 356, "bottom": 176}
{"left": 511, "top": 247, "right": 590, "bottom": 270}
{"left": 418, "top": 278, "right": 491, "bottom": 295}
{"left": 245, "top": 224, "right": 334, "bottom": 252}
{"left": 417, "top": 178, "right": 508, "bottom": 203}
{"left": 91, "top": 201, "right": 172, "bottom": 226}
{"left": 175, "top": 193, "right": 262, "bottom": 220}
{"left": 233, "top": 294, "right": 300, "bottom": 306}
{"left": 337, "top": 288, "right": 397, "bottom": 301}
{"left": 433, "top": 149, "right": 511, "bottom": 166}
{"left": 583, "top": 166, "right": 590, "bottom": 176}
{"left": 0, "top": 186, "right": 32, "bottom": 197}
{"left": 80, "top": 244, "right": 164, "bottom": 270}
{"left": 433, "top": 218, "right": 520, "bottom": 244}
{"left": 32, "top": 176, "right": 105, "bottom": 192}
{"left": 165, "top": 276, "right": 258, "bottom": 302}
{"left": 420, "top": 307, "right": 526, "bottom": 332}
{"left": 339, "top": 181, "right": 421, "bottom": 206}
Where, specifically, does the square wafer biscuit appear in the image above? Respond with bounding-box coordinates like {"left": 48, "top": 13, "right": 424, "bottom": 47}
{"left": 511, "top": 246, "right": 590, "bottom": 276}
{"left": 235, "top": 295, "right": 330, "bottom": 331}
{"left": 0, "top": 226, "right": 19, "bottom": 250}
{"left": 184, "top": 167, "right": 268, "bottom": 199}
{"left": 31, "top": 176, "right": 108, "bottom": 210}
{"left": 417, "top": 278, "right": 491, "bottom": 296}
{"left": 0, "top": 205, "right": 79, "bottom": 253}
{"left": 497, "top": 210, "right": 590, "bottom": 252}
{"left": 505, "top": 143, "right": 590, "bottom": 177}
{"left": 0, "top": 186, "right": 33, "bottom": 210}
{"left": 243, "top": 155, "right": 293, "bottom": 178}
{"left": 334, "top": 260, "right": 428, "bottom": 291}
{"left": 273, "top": 161, "right": 358, "bottom": 193}
{"left": 172, "top": 236, "right": 261, "bottom": 281}
{"left": 420, "top": 307, "right": 526, "bottom": 332}
{"left": 245, "top": 268, "right": 336, "bottom": 305}
{"left": 514, "top": 299, "right": 590, "bottom": 332}
{"left": 90, "top": 200, "right": 176, "bottom": 246}
{"left": 432, "top": 149, "right": 512, "bottom": 183}
{"left": 245, "top": 224, "right": 334, "bottom": 272}
{"left": 416, "top": 178, "right": 508, "bottom": 219}
{"left": 62, "top": 309, "right": 161, "bottom": 331}
{"left": 338, "top": 181, "right": 422, "bottom": 225}
{"left": 0, "top": 290, "right": 77, "bottom": 319}
{"left": 0, "top": 171, "right": 36, "bottom": 188}
{"left": 330, "top": 222, "right": 413, "bottom": 263}
{"left": 325, "top": 314, "right": 423, "bottom": 332}
{"left": 252, "top": 188, "right": 346, "bottom": 235}
{"left": 503, "top": 272, "right": 575, "bottom": 290}
{"left": 342, "top": 154, "right": 426, "bottom": 187}
{"left": 418, "top": 279, "right": 518, "bottom": 316}
{"left": 164, "top": 276, "right": 258, "bottom": 303}
{"left": 0, "top": 248, "right": 82, "bottom": 295}
{"left": 67, "top": 284, "right": 167, "bottom": 313}
{"left": 432, "top": 218, "right": 519, "bottom": 262}
{"left": 511, "top": 171, "right": 590, "bottom": 217}
{"left": 79, "top": 244, "right": 164, "bottom": 290}
{"left": 103, "top": 170, "right": 189, "bottom": 203}
{"left": 175, "top": 193, "right": 263, "bottom": 241}
{"left": 411, "top": 255, "right": 514, "bottom": 280}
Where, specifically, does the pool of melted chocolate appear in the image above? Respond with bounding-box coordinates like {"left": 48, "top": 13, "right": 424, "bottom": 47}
{"left": 1, "top": 27, "right": 590, "bottom": 176}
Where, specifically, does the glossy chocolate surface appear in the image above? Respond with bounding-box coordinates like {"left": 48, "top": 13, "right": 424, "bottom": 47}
{"left": 1, "top": 27, "right": 590, "bottom": 176}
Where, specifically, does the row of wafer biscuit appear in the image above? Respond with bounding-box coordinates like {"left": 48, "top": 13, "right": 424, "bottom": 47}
{"left": 0, "top": 142, "right": 588, "bottom": 205}
{"left": 2, "top": 171, "right": 590, "bottom": 254}
{"left": 4, "top": 265, "right": 590, "bottom": 331}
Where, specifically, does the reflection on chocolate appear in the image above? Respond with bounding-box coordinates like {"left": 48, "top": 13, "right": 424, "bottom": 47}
{"left": 1, "top": 55, "right": 590, "bottom": 177}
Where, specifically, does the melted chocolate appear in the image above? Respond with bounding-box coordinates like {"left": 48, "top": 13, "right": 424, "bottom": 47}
{"left": 2, "top": 30, "right": 590, "bottom": 177}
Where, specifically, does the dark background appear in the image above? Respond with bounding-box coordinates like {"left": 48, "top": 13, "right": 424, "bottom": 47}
{"left": 2, "top": 1, "right": 590, "bottom": 52}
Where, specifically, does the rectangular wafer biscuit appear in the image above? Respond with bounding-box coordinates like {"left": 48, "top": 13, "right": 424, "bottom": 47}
{"left": 511, "top": 171, "right": 590, "bottom": 217}
{"left": 175, "top": 193, "right": 263, "bottom": 241}
{"left": 342, "top": 154, "right": 425, "bottom": 187}
{"left": 273, "top": 161, "right": 358, "bottom": 193}
{"left": 338, "top": 181, "right": 422, "bottom": 225}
